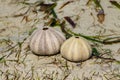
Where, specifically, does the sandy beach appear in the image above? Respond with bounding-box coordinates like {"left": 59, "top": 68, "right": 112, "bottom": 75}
{"left": 0, "top": 0, "right": 120, "bottom": 80}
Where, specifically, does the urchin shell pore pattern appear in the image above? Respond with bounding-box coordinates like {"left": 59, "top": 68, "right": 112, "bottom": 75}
{"left": 29, "top": 27, "right": 66, "bottom": 55}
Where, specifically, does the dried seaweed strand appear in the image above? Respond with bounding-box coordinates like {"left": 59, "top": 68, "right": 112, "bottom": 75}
{"left": 64, "top": 16, "right": 76, "bottom": 28}
{"left": 110, "top": 1, "right": 120, "bottom": 9}
{"left": 93, "top": 56, "right": 120, "bottom": 63}
{"left": 93, "top": 0, "right": 103, "bottom": 9}
{"left": 59, "top": 1, "right": 74, "bottom": 9}
{"left": 67, "top": 29, "right": 120, "bottom": 44}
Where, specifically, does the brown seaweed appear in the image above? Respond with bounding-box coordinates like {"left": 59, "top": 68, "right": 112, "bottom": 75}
{"left": 64, "top": 16, "right": 76, "bottom": 28}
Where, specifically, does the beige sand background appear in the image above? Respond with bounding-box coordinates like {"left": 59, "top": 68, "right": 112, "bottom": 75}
{"left": 0, "top": 0, "right": 120, "bottom": 80}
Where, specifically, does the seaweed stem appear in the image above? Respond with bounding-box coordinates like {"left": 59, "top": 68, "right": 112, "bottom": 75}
{"left": 66, "top": 29, "right": 120, "bottom": 44}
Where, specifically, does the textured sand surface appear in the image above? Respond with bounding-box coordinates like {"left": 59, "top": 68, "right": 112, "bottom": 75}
{"left": 0, "top": 0, "right": 120, "bottom": 80}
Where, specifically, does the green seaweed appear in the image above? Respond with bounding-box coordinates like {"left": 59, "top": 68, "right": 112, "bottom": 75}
{"left": 92, "top": 48, "right": 100, "bottom": 56}
{"left": 29, "top": 27, "right": 37, "bottom": 35}
{"left": 110, "top": 1, "right": 120, "bottom": 9}
{"left": 51, "top": 9, "right": 58, "bottom": 19}
{"left": 93, "top": 0, "right": 103, "bottom": 9}
{"left": 0, "top": 55, "right": 6, "bottom": 63}
{"left": 66, "top": 29, "right": 120, "bottom": 44}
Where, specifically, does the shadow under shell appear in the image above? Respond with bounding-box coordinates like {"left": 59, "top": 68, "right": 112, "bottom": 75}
{"left": 31, "top": 51, "right": 60, "bottom": 56}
